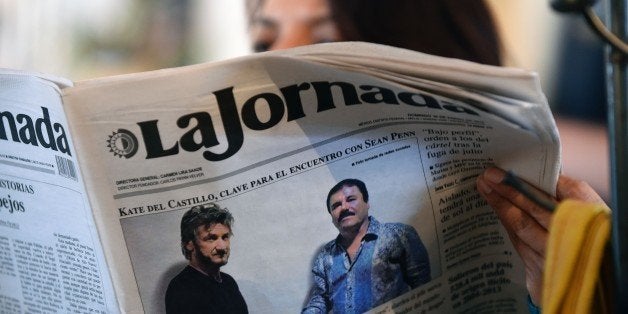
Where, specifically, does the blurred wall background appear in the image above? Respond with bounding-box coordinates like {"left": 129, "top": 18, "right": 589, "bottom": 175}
{"left": 0, "top": 0, "right": 610, "bottom": 197}
{"left": 0, "top": 0, "right": 249, "bottom": 79}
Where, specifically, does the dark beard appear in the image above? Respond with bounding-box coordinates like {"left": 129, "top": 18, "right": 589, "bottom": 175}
{"left": 193, "top": 243, "right": 228, "bottom": 268}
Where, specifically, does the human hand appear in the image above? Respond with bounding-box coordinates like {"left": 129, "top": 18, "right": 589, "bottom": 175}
{"left": 475, "top": 167, "right": 605, "bottom": 306}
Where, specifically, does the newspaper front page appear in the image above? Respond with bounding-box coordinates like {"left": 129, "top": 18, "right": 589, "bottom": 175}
{"left": 0, "top": 71, "right": 119, "bottom": 313}
{"left": 62, "top": 43, "right": 560, "bottom": 313}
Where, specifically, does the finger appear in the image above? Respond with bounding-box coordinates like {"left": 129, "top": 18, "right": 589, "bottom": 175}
{"left": 506, "top": 223, "right": 545, "bottom": 272}
{"left": 514, "top": 240, "right": 544, "bottom": 305}
{"left": 556, "top": 175, "right": 606, "bottom": 204}
{"left": 477, "top": 175, "right": 549, "bottom": 256}
{"left": 478, "top": 175, "right": 546, "bottom": 305}
{"left": 479, "top": 167, "right": 554, "bottom": 229}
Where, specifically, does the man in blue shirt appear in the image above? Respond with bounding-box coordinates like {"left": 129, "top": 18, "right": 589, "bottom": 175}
{"left": 303, "top": 178, "right": 431, "bottom": 313}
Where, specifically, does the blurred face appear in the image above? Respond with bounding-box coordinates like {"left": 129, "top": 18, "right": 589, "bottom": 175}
{"left": 249, "top": 0, "right": 341, "bottom": 51}
{"left": 186, "top": 223, "right": 231, "bottom": 269}
{"left": 328, "top": 185, "right": 369, "bottom": 232}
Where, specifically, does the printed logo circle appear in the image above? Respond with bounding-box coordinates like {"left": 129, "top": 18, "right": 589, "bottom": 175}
{"left": 107, "top": 129, "right": 139, "bottom": 158}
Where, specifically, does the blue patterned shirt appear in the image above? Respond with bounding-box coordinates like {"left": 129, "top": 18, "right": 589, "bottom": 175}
{"left": 303, "top": 216, "right": 431, "bottom": 314}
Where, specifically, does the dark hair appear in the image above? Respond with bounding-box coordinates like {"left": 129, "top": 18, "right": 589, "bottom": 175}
{"left": 245, "top": 0, "right": 262, "bottom": 25}
{"left": 246, "top": 0, "right": 502, "bottom": 65}
{"left": 180, "top": 203, "right": 234, "bottom": 259}
{"left": 328, "top": 0, "right": 502, "bottom": 66}
{"left": 326, "top": 178, "right": 369, "bottom": 212}
{"left": 247, "top": 0, "right": 501, "bottom": 65}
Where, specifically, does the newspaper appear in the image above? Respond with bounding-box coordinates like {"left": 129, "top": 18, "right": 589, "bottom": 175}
{"left": 0, "top": 71, "right": 118, "bottom": 313}
{"left": 1, "top": 42, "right": 559, "bottom": 313}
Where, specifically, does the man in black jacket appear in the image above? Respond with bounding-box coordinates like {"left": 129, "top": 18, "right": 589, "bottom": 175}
{"left": 165, "top": 203, "right": 248, "bottom": 314}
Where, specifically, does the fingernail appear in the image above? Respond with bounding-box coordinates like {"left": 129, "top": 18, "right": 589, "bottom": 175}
{"left": 484, "top": 167, "right": 504, "bottom": 184}
{"left": 477, "top": 177, "right": 492, "bottom": 194}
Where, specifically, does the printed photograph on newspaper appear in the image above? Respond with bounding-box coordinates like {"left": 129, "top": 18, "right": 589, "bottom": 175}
{"left": 120, "top": 124, "right": 443, "bottom": 313}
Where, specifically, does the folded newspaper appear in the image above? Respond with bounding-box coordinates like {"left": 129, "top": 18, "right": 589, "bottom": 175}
{"left": 0, "top": 42, "right": 560, "bottom": 313}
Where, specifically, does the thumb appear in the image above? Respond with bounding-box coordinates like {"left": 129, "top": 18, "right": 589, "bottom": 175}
{"left": 556, "top": 175, "right": 605, "bottom": 204}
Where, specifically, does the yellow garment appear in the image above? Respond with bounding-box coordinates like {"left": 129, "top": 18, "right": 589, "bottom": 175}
{"left": 542, "top": 199, "right": 612, "bottom": 314}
